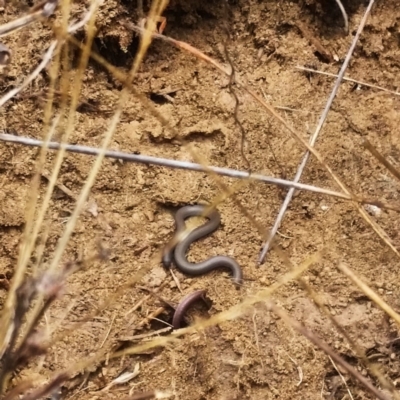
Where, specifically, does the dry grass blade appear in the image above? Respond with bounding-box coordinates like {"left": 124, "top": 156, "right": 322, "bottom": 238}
{"left": 0, "top": 1, "right": 92, "bottom": 362}
{"left": 338, "top": 263, "right": 400, "bottom": 327}
{"left": 0, "top": 0, "right": 103, "bottom": 366}
{"left": 267, "top": 302, "right": 391, "bottom": 400}
{"left": 363, "top": 139, "right": 400, "bottom": 182}
{"left": 2, "top": 2, "right": 170, "bottom": 394}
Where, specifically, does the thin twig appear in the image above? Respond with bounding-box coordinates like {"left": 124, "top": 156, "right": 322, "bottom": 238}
{"left": 118, "top": 327, "right": 172, "bottom": 342}
{"left": 0, "top": 132, "right": 386, "bottom": 205}
{"left": 334, "top": 0, "right": 349, "bottom": 34}
{"left": 258, "top": 0, "right": 376, "bottom": 264}
{"left": 287, "top": 354, "right": 303, "bottom": 387}
{"left": 329, "top": 355, "right": 354, "bottom": 400}
{"left": 337, "top": 263, "right": 400, "bottom": 327}
{"left": 0, "top": 0, "right": 58, "bottom": 39}
{"left": 296, "top": 66, "right": 400, "bottom": 96}
{"left": 0, "top": 42, "right": 56, "bottom": 107}
{"left": 121, "top": 390, "right": 171, "bottom": 400}
{"left": 99, "top": 313, "right": 116, "bottom": 349}
{"left": 363, "top": 139, "right": 400, "bottom": 182}
{"left": 267, "top": 301, "right": 390, "bottom": 400}
{"left": 252, "top": 311, "right": 264, "bottom": 371}
{"left": 0, "top": 4, "right": 97, "bottom": 108}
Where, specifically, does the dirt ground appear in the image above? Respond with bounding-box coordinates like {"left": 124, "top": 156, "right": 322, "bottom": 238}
{"left": 1, "top": 0, "right": 400, "bottom": 399}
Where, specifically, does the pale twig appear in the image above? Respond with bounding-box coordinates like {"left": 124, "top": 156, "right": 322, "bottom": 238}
{"left": 0, "top": 132, "right": 372, "bottom": 202}
{"left": 169, "top": 269, "right": 183, "bottom": 293}
{"left": 296, "top": 66, "right": 400, "bottom": 96}
{"left": 252, "top": 311, "right": 264, "bottom": 371}
{"left": 120, "top": 390, "right": 172, "bottom": 400}
{"left": 99, "top": 313, "right": 116, "bottom": 349}
{"left": 0, "top": 0, "right": 58, "bottom": 39}
{"left": 135, "top": 306, "right": 172, "bottom": 334}
{"left": 125, "top": 281, "right": 169, "bottom": 317}
{"left": 334, "top": 0, "right": 349, "bottom": 33}
{"left": 287, "top": 353, "right": 303, "bottom": 387}
{"left": 0, "top": 42, "right": 57, "bottom": 107}
{"left": 2, "top": 133, "right": 400, "bottom": 214}
{"left": 329, "top": 355, "right": 354, "bottom": 400}
{"left": 258, "top": 0, "right": 376, "bottom": 264}
{"left": 0, "top": 2, "right": 99, "bottom": 108}
{"left": 118, "top": 327, "right": 172, "bottom": 342}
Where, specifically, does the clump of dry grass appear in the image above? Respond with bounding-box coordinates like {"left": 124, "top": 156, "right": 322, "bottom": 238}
{"left": 0, "top": 0, "right": 399, "bottom": 399}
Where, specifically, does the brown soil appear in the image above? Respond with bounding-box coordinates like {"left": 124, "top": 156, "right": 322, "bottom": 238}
{"left": 1, "top": 0, "right": 400, "bottom": 399}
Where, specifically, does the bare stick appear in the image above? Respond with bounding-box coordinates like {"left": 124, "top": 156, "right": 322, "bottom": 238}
{"left": 3, "top": 133, "right": 400, "bottom": 213}
{"left": 0, "top": 4, "right": 98, "bottom": 108}
{"left": 121, "top": 391, "right": 170, "bottom": 400}
{"left": 258, "top": 0, "right": 376, "bottom": 264}
{"left": 334, "top": 0, "right": 349, "bottom": 33}
{"left": 0, "top": 132, "right": 366, "bottom": 201}
{"left": 0, "top": 41, "right": 57, "bottom": 107}
{"left": 329, "top": 355, "right": 354, "bottom": 400}
{"left": 0, "top": 0, "right": 58, "bottom": 39}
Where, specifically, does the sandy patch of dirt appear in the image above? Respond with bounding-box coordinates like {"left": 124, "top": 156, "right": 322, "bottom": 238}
{"left": 1, "top": 0, "right": 400, "bottom": 399}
